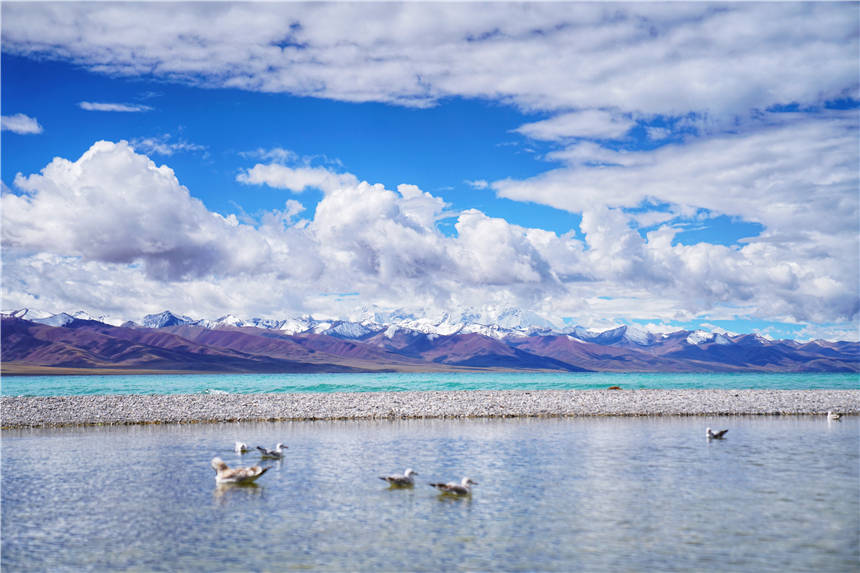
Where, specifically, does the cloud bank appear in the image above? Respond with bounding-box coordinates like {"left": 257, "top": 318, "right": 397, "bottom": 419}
{"left": 3, "top": 141, "right": 856, "bottom": 331}
{"left": 4, "top": 3, "right": 856, "bottom": 116}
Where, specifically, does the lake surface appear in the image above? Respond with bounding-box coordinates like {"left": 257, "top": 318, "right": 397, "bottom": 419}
{"left": 2, "top": 416, "right": 857, "bottom": 571}
{"left": 3, "top": 371, "right": 858, "bottom": 396}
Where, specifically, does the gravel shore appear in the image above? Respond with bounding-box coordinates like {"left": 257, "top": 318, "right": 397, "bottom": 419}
{"left": 2, "top": 390, "right": 858, "bottom": 429}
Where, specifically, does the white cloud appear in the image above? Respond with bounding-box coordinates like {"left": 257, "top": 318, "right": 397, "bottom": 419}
{"left": 3, "top": 3, "right": 855, "bottom": 118}
{"left": 465, "top": 179, "right": 489, "bottom": 190}
{"left": 495, "top": 113, "right": 860, "bottom": 240}
{"left": 237, "top": 163, "right": 359, "bottom": 194}
{"left": 1, "top": 113, "right": 43, "bottom": 134}
{"left": 239, "top": 147, "right": 298, "bottom": 164}
{"left": 131, "top": 134, "right": 206, "bottom": 156}
{"left": 2, "top": 140, "right": 857, "bottom": 330}
{"left": 515, "top": 110, "right": 634, "bottom": 141}
{"left": 79, "top": 101, "right": 151, "bottom": 112}
{"left": 4, "top": 141, "right": 275, "bottom": 281}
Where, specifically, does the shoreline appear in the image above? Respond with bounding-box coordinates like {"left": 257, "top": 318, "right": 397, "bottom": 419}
{"left": 2, "top": 389, "right": 858, "bottom": 429}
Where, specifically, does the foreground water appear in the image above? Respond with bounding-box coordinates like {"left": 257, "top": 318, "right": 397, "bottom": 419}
{"left": 3, "top": 371, "right": 858, "bottom": 396}
{"left": 2, "top": 416, "right": 857, "bottom": 571}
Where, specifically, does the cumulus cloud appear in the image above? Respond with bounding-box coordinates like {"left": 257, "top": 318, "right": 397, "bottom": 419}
{"left": 78, "top": 101, "right": 152, "bottom": 112}
{"left": 4, "top": 140, "right": 856, "bottom": 330}
{"left": 2, "top": 141, "right": 567, "bottom": 319}
{"left": 3, "top": 141, "right": 274, "bottom": 281}
{"left": 1, "top": 113, "right": 43, "bottom": 134}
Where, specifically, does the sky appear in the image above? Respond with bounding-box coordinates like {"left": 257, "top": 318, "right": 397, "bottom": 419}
{"left": 1, "top": 2, "right": 858, "bottom": 341}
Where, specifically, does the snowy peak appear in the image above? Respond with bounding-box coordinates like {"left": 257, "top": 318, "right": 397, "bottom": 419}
{"left": 1, "top": 308, "right": 54, "bottom": 321}
{"left": 686, "top": 330, "right": 734, "bottom": 346}
{"left": 687, "top": 330, "right": 715, "bottom": 345}
{"left": 142, "top": 310, "right": 195, "bottom": 328}
{"left": 33, "top": 312, "right": 76, "bottom": 327}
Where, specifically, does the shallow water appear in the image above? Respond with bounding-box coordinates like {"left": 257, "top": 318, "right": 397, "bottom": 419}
{"left": 3, "top": 371, "right": 858, "bottom": 396}
{"left": 2, "top": 416, "right": 857, "bottom": 571}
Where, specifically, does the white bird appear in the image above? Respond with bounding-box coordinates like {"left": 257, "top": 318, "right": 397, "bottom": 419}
{"left": 257, "top": 443, "right": 287, "bottom": 459}
{"left": 827, "top": 411, "right": 842, "bottom": 421}
{"left": 707, "top": 427, "right": 729, "bottom": 439}
{"left": 380, "top": 468, "right": 418, "bottom": 487}
{"left": 234, "top": 441, "right": 248, "bottom": 454}
{"left": 429, "top": 477, "right": 478, "bottom": 496}
{"left": 211, "top": 457, "right": 269, "bottom": 484}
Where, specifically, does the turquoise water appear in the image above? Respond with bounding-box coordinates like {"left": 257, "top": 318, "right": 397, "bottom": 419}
{"left": 1, "top": 371, "right": 858, "bottom": 396}
{"left": 2, "top": 416, "right": 857, "bottom": 571}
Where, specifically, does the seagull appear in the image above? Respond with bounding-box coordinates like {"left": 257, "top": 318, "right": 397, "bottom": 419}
{"left": 380, "top": 468, "right": 418, "bottom": 487}
{"left": 234, "top": 441, "right": 248, "bottom": 454}
{"left": 429, "top": 477, "right": 478, "bottom": 496}
{"left": 706, "top": 427, "right": 729, "bottom": 439}
{"left": 257, "top": 443, "right": 287, "bottom": 459}
{"left": 827, "top": 411, "right": 842, "bottom": 421}
{"left": 211, "top": 457, "right": 269, "bottom": 484}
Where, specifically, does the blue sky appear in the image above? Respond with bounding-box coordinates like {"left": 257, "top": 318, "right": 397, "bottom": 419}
{"left": 2, "top": 2, "right": 858, "bottom": 341}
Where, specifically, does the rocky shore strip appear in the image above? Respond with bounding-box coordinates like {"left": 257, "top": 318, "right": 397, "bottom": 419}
{"left": 2, "top": 390, "right": 858, "bottom": 429}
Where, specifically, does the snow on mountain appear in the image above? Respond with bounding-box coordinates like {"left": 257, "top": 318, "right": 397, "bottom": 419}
{"left": 494, "top": 307, "right": 559, "bottom": 334}
{"left": 3, "top": 308, "right": 121, "bottom": 326}
{"left": 2, "top": 308, "right": 54, "bottom": 321}
{"left": 322, "top": 321, "right": 380, "bottom": 339}
{"left": 213, "top": 314, "right": 244, "bottom": 328}
{"left": 33, "top": 312, "right": 76, "bottom": 327}
{"left": 622, "top": 325, "right": 654, "bottom": 346}
{"left": 278, "top": 316, "right": 316, "bottom": 334}
{"left": 25, "top": 307, "right": 838, "bottom": 349}
{"left": 686, "top": 330, "right": 715, "bottom": 345}
{"left": 142, "top": 310, "right": 195, "bottom": 328}
{"left": 713, "top": 333, "right": 732, "bottom": 345}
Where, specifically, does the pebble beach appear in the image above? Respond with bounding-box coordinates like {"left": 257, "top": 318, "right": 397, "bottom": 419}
{"left": 2, "top": 389, "right": 858, "bottom": 429}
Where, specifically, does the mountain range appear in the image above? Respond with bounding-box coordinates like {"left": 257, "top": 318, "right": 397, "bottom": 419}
{"left": 2, "top": 308, "right": 857, "bottom": 375}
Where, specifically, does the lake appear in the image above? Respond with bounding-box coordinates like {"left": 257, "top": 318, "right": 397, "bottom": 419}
{"left": 3, "top": 371, "right": 858, "bottom": 396}
{"left": 2, "top": 415, "right": 857, "bottom": 571}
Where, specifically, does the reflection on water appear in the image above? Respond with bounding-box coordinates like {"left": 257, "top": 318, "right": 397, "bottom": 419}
{"left": 213, "top": 482, "right": 264, "bottom": 504}
{"left": 2, "top": 416, "right": 858, "bottom": 571}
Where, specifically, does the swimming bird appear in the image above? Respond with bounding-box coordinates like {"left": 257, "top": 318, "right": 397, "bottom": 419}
{"left": 211, "top": 457, "right": 269, "bottom": 484}
{"left": 429, "top": 477, "right": 478, "bottom": 496}
{"left": 257, "top": 443, "right": 287, "bottom": 459}
{"left": 827, "top": 411, "right": 842, "bottom": 421}
{"left": 234, "top": 441, "right": 248, "bottom": 454}
{"left": 706, "top": 427, "right": 728, "bottom": 439}
{"left": 380, "top": 468, "right": 418, "bottom": 487}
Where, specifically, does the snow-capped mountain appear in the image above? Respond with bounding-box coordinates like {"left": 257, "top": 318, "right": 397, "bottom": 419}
{"left": 141, "top": 310, "right": 197, "bottom": 328}
{"left": 569, "top": 324, "right": 656, "bottom": 347}
{"left": 1, "top": 308, "right": 120, "bottom": 327}
{"left": 1, "top": 306, "right": 850, "bottom": 352}
{"left": 686, "top": 330, "right": 732, "bottom": 346}
{"left": 3, "top": 307, "right": 857, "bottom": 373}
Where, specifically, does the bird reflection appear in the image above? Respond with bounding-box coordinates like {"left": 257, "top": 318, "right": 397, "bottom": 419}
{"left": 213, "top": 482, "right": 264, "bottom": 504}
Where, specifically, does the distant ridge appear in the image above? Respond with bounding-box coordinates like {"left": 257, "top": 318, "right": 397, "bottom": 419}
{"left": 2, "top": 310, "right": 857, "bottom": 375}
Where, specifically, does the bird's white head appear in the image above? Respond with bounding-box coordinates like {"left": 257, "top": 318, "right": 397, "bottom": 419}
{"left": 405, "top": 468, "right": 417, "bottom": 477}
{"left": 462, "top": 477, "right": 478, "bottom": 486}
{"left": 211, "top": 457, "right": 229, "bottom": 472}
